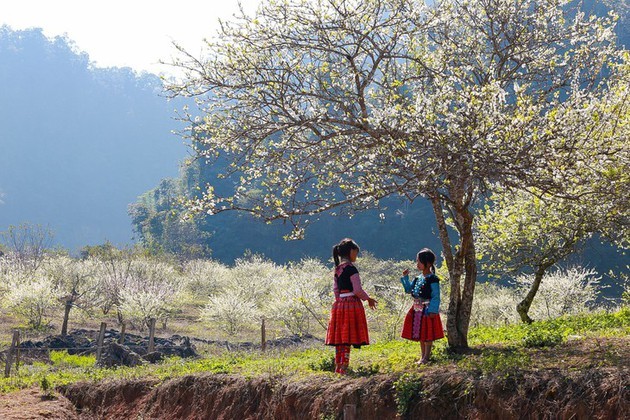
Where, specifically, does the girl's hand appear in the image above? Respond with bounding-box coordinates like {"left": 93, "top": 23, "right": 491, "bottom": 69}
{"left": 402, "top": 269, "right": 410, "bottom": 276}
{"left": 367, "top": 297, "right": 378, "bottom": 310}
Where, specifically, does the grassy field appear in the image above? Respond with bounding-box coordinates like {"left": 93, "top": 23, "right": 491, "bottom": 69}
{"left": 1, "top": 306, "right": 628, "bottom": 395}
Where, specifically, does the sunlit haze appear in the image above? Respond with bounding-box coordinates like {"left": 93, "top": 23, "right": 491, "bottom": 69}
{"left": 0, "top": 0, "right": 262, "bottom": 75}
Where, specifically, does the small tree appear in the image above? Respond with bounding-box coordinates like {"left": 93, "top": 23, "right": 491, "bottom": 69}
{"left": 118, "top": 258, "right": 183, "bottom": 330}
{"left": 181, "top": 259, "right": 231, "bottom": 302}
{"left": 2, "top": 270, "right": 56, "bottom": 330}
{"left": 45, "top": 256, "right": 101, "bottom": 336}
{"left": 168, "top": 0, "right": 625, "bottom": 349}
{"left": 200, "top": 294, "right": 259, "bottom": 336}
{"left": 0, "top": 223, "right": 53, "bottom": 272}
{"left": 89, "top": 244, "right": 134, "bottom": 324}
{"left": 263, "top": 258, "right": 331, "bottom": 335}
{"left": 516, "top": 266, "right": 601, "bottom": 320}
{"left": 476, "top": 189, "right": 599, "bottom": 323}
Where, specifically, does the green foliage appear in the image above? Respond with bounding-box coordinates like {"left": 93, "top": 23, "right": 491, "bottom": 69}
{"left": 39, "top": 376, "right": 54, "bottom": 399}
{"left": 394, "top": 373, "right": 426, "bottom": 416}
{"left": 522, "top": 326, "right": 564, "bottom": 348}
{"left": 307, "top": 354, "right": 335, "bottom": 373}
{"left": 458, "top": 349, "right": 532, "bottom": 374}
{"left": 469, "top": 307, "right": 630, "bottom": 346}
{"left": 129, "top": 177, "right": 212, "bottom": 260}
{"left": 50, "top": 351, "right": 96, "bottom": 369}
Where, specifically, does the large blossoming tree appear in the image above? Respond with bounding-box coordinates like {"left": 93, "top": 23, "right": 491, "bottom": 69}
{"left": 166, "top": 0, "right": 626, "bottom": 350}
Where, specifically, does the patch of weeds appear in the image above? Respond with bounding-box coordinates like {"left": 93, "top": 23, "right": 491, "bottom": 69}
{"left": 40, "top": 376, "right": 55, "bottom": 399}
{"left": 522, "top": 325, "right": 563, "bottom": 348}
{"left": 459, "top": 348, "right": 531, "bottom": 376}
{"left": 50, "top": 351, "right": 95, "bottom": 369}
{"left": 428, "top": 340, "right": 449, "bottom": 363}
{"left": 394, "top": 373, "right": 426, "bottom": 416}
{"left": 308, "top": 354, "right": 335, "bottom": 372}
{"left": 319, "top": 412, "right": 336, "bottom": 420}
{"left": 351, "top": 363, "right": 380, "bottom": 377}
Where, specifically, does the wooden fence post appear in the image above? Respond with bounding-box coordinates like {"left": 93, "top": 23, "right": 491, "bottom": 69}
{"left": 148, "top": 318, "right": 156, "bottom": 353}
{"left": 261, "top": 318, "right": 266, "bottom": 352}
{"left": 96, "top": 322, "right": 107, "bottom": 364}
{"left": 4, "top": 330, "right": 19, "bottom": 378}
{"left": 118, "top": 322, "right": 126, "bottom": 345}
{"left": 14, "top": 330, "right": 20, "bottom": 373}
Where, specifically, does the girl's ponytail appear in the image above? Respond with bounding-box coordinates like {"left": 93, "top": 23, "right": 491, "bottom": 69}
{"left": 333, "top": 245, "right": 340, "bottom": 267}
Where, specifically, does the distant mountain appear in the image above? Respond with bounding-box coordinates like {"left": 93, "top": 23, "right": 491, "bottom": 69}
{"left": 0, "top": 26, "right": 187, "bottom": 250}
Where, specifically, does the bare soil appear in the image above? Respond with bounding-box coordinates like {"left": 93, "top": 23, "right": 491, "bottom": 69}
{"left": 1, "top": 337, "right": 628, "bottom": 419}
{"left": 0, "top": 388, "right": 77, "bottom": 420}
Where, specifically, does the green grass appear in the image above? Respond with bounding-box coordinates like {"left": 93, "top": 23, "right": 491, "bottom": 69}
{"left": 468, "top": 306, "right": 630, "bottom": 346}
{"left": 1, "top": 307, "right": 628, "bottom": 395}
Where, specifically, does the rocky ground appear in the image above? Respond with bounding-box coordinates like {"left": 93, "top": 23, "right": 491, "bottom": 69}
{"left": 5, "top": 329, "right": 322, "bottom": 368}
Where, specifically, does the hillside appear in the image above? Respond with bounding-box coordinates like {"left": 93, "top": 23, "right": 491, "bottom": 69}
{"left": 0, "top": 26, "right": 186, "bottom": 250}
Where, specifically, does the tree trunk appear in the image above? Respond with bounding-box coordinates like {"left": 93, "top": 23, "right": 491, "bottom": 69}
{"left": 516, "top": 265, "right": 550, "bottom": 324}
{"left": 430, "top": 196, "right": 468, "bottom": 350}
{"left": 430, "top": 195, "right": 478, "bottom": 352}
{"left": 61, "top": 300, "right": 72, "bottom": 336}
{"left": 456, "top": 207, "right": 477, "bottom": 350}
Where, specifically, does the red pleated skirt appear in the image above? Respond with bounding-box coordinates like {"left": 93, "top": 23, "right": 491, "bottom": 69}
{"left": 325, "top": 296, "right": 370, "bottom": 347}
{"left": 401, "top": 306, "right": 444, "bottom": 342}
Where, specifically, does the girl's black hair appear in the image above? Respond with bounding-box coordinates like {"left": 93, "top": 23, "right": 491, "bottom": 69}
{"left": 332, "top": 238, "right": 360, "bottom": 266}
{"left": 417, "top": 248, "right": 436, "bottom": 274}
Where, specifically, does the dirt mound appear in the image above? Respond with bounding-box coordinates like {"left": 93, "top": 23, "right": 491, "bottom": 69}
{"left": 0, "top": 388, "right": 77, "bottom": 420}
{"left": 60, "top": 366, "right": 629, "bottom": 419}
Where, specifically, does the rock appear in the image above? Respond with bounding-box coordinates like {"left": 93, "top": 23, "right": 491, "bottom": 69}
{"left": 98, "top": 342, "right": 145, "bottom": 368}
{"left": 143, "top": 352, "right": 164, "bottom": 363}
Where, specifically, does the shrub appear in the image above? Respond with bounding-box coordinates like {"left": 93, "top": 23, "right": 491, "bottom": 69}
{"left": 470, "top": 282, "right": 520, "bottom": 328}
{"left": 200, "top": 293, "right": 259, "bottom": 336}
{"left": 394, "top": 373, "right": 425, "bottom": 416}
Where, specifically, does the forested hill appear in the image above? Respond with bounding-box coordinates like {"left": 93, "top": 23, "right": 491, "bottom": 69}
{"left": 0, "top": 26, "right": 186, "bottom": 250}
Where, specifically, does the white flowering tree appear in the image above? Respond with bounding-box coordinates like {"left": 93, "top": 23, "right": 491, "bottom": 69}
{"left": 516, "top": 267, "right": 601, "bottom": 320}
{"left": 118, "top": 258, "right": 183, "bottom": 330}
{"left": 167, "top": 0, "right": 625, "bottom": 350}
{"left": 45, "top": 256, "right": 102, "bottom": 335}
{"left": 263, "top": 258, "right": 332, "bottom": 335}
{"left": 181, "top": 259, "right": 231, "bottom": 302}
{"left": 1, "top": 268, "right": 56, "bottom": 330}
{"left": 199, "top": 254, "right": 280, "bottom": 336}
{"left": 0, "top": 223, "right": 53, "bottom": 273}
{"left": 89, "top": 246, "right": 137, "bottom": 324}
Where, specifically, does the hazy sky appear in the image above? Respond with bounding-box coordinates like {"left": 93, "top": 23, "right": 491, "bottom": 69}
{"left": 0, "top": 0, "right": 262, "bottom": 75}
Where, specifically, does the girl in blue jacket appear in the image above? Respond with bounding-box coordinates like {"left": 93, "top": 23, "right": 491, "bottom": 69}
{"left": 400, "top": 248, "right": 444, "bottom": 364}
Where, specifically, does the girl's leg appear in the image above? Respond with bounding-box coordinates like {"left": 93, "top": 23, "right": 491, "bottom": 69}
{"left": 422, "top": 341, "right": 433, "bottom": 363}
{"left": 335, "top": 345, "right": 351, "bottom": 374}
